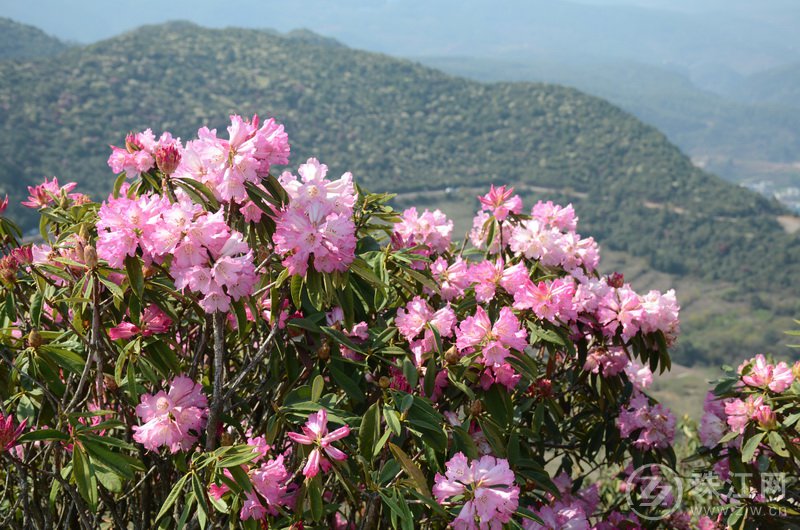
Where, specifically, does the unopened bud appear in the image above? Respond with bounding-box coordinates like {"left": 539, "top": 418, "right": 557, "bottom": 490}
{"left": 469, "top": 400, "right": 483, "bottom": 417}
{"left": 104, "top": 374, "right": 118, "bottom": 392}
{"left": 155, "top": 144, "right": 181, "bottom": 176}
{"left": 220, "top": 432, "right": 234, "bottom": 447}
{"left": 379, "top": 376, "right": 391, "bottom": 389}
{"left": 125, "top": 132, "right": 143, "bottom": 153}
{"left": 317, "top": 341, "right": 330, "bottom": 361}
{"left": 607, "top": 272, "right": 624, "bottom": 288}
{"left": 793, "top": 361, "right": 800, "bottom": 380}
{"left": 444, "top": 346, "right": 460, "bottom": 365}
{"left": 0, "top": 267, "right": 16, "bottom": 287}
{"left": 27, "top": 330, "right": 43, "bottom": 349}
{"left": 754, "top": 406, "right": 777, "bottom": 431}
{"left": 83, "top": 246, "right": 98, "bottom": 269}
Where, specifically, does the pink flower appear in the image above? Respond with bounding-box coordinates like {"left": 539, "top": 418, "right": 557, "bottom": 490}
{"left": 597, "top": 286, "right": 642, "bottom": 341}
{"left": 0, "top": 195, "right": 8, "bottom": 215}
{"left": 395, "top": 297, "right": 456, "bottom": 365}
{"left": 0, "top": 411, "right": 26, "bottom": 453}
{"left": 531, "top": 200, "right": 577, "bottom": 232}
{"left": 433, "top": 452, "right": 519, "bottom": 530}
{"left": 514, "top": 277, "right": 577, "bottom": 324}
{"left": 469, "top": 259, "right": 505, "bottom": 303}
{"left": 109, "top": 304, "right": 172, "bottom": 340}
{"left": 174, "top": 115, "right": 289, "bottom": 202}
{"left": 724, "top": 395, "right": 764, "bottom": 434}
{"left": 624, "top": 360, "right": 653, "bottom": 390}
{"left": 274, "top": 159, "right": 357, "bottom": 276}
{"left": 132, "top": 376, "right": 208, "bottom": 453}
{"left": 393, "top": 207, "right": 453, "bottom": 255}
{"left": 616, "top": 393, "right": 675, "bottom": 449}
{"left": 430, "top": 257, "right": 471, "bottom": 301}
{"left": 739, "top": 354, "right": 794, "bottom": 393}
{"left": 523, "top": 502, "right": 590, "bottom": 530}
{"left": 456, "top": 306, "right": 527, "bottom": 366}
{"left": 287, "top": 409, "right": 350, "bottom": 478}
{"left": 478, "top": 185, "right": 522, "bottom": 222}
{"left": 21, "top": 177, "right": 78, "bottom": 209}
{"left": 583, "top": 345, "right": 628, "bottom": 377}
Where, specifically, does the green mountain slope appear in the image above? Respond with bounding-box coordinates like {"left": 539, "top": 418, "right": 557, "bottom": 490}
{"left": 734, "top": 62, "right": 800, "bottom": 110}
{"left": 419, "top": 56, "right": 800, "bottom": 209}
{"left": 0, "top": 21, "right": 797, "bottom": 364}
{"left": 0, "top": 17, "right": 67, "bottom": 59}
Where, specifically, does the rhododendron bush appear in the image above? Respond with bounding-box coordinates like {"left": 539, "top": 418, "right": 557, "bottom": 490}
{"left": 0, "top": 114, "right": 798, "bottom": 529}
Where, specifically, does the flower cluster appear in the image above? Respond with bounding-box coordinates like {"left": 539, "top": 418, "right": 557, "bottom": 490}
{"left": 273, "top": 158, "right": 357, "bottom": 276}
{"left": 616, "top": 392, "right": 676, "bottom": 449}
{"left": 22, "top": 177, "right": 86, "bottom": 209}
{"left": 393, "top": 207, "right": 453, "bottom": 257}
{"left": 433, "top": 452, "right": 520, "bottom": 529}
{"left": 108, "top": 129, "right": 183, "bottom": 179}
{"left": 133, "top": 376, "right": 208, "bottom": 453}
{"left": 174, "top": 115, "right": 289, "bottom": 202}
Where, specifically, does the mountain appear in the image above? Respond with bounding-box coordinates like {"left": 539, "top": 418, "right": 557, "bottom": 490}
{"left": 733, "top": 62, "right": 800, "bottom": 110}
{"left": 419, "top": 56, "right": 800, "bottom": 212}
{"left": 0, "top": 21, "right": 797, "bottom": 365}
{"left": 0, "top": 17, "right": 67, "bottom": 59}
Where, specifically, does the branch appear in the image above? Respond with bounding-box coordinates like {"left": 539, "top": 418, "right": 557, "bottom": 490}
{"left": 205, "top": 311, "right": 227, "bottom": 450}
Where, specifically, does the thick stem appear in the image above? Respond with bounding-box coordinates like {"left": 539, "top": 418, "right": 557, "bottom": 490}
{"left": 205, "top": 311, "right": 226, "bottom": 450}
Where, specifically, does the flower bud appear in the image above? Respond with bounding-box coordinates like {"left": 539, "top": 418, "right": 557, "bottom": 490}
{"left": 444, "top": 346, "right": 460, "bottom": 365}
{"left": 83, "top": 245, "right": 98, "bottom": 269}
{"left": 317, "top": 341, "right": 330, "bottom": 361}
{"left": 378, "top": 376, "right": 390, "bottom": 389}
{"left": 469, "top": 400, "right": 483, "bottom": 417}
{"left": 104, "top": 374, "right": 118, "bottom": 392}
{"left": 27, "top": 330, "right": 43, "bottom": 349}
{"left": 155, "top": 144, "right": 181, "bottom": 176}
{"left": 793, "top": 361, "right": 800, "bottom": 380}
{"left": 754, "top": 405, "right": 777, "bottom": 431}
{"left": 125, "top": 132, "right": 143, "bottom": 153}
{"left": 0, "top": 267, "right": 16, "bottom": 287}
{"left": 607, "top": 272, "right": 624, "bottom": 288}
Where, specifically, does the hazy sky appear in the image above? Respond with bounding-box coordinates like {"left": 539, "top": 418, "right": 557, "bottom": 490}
{"left": 2, "top": 0, "right": 798, "bottom": 81}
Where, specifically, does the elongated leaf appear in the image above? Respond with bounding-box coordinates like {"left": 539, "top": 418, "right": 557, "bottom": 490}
{"left": 72, "top": 445, "right": 98, "bottom": 512}
{"left": 741, "top": 432, "right": 765, "bottom": 462}
{"left": 359, "top": 401, "right": 381, "bottom": 461}
{"left": 18, "top": 428, "right": 70, "bottom": 443}
{"left": 155, "top": 473, "right": 189, "bottom": 523}
{"left": 124, "top": 255, "right": 144, "bottom": 300}
{"left": 388, "top": 442, "right": 431, "bottom": 497}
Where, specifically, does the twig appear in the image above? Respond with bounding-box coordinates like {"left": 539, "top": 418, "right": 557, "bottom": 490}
{"left": 205, "top": 311, "right": 227, "bottom": 450}
{"left": 222, "top": 323, "right": 279, "bottom": 407}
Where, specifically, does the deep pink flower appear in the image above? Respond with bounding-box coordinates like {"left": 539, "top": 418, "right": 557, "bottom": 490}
{"left": 21, "top": 177, "right": 78, "bottom": 209}
{"left": 132, "top": 376, "right": 208, "bottom": 453}
{"left": 616, "top": 393, "right": 675, "bottom": 449}
{"left": 433, "top": 452, "right": 519, "bottom": 530}
{"left": 109, "top": 304, "right": 172, "bottom": 340}
{"left": 514, "top": 277, "right": 577, "bottom": 324}
{"left": 287, "top": 409, "right": 350, "bottom": 478}
{"left": 430, "top": 257, "right": 471, "bottom": 301}
{"left": 0, "top": 411, "right": 26, "bottom": 453}
{"left": 739, "top": 354, "right": 794, "bottom": 393}
{"left": 478, "top": 185, "right": 523, "bottom": 222}
{"left": 456, "top": 306, "right": 527, "bottom": 366}
{"left": 523, "top": 502, "right": 590, "bottom": 530}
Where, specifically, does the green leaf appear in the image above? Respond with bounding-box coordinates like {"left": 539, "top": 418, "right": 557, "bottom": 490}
{"left": 359, "top": 401, "right": 381, "bottom": 461}
{"left": 124, "top": 255, "right": 144, "bottom": 300}
{"left": 30, "top": 292, "right": 43, "bottom": 328}
{"left": 741, "top": 432, "right": 765, "bottom": 462}
{"left": 384, "top": 407, "right": 402, "bottom": 436}
{"left": 311, "top": 375, "right": 325, "bottom": 403}
{"left": 768, "top": 431, "right": 789, "bottom": 457}
{"left": 290, "top": 274, "right": 303, "bottom": 309}
{"left": 308, "top": 475, "right": 324, "bottom": 522}
{"left": 72, "top": 444, "right": 98, "bottom": 512}
{"left": 82, "top": 439, "right": 141, "bottom": 480}
{"left": 192, "top": 472, "right": 209, "bottom": 529}
{"left": 155, "top": 473, "right": 189, "bottom": 523}
{"left": 329, "top": 360, "right": 365, "bottom": 403}
{"left": 388, "top": 442, "right": 431, "bottom": 497}
{"left": 18, "top": 428, "right": 69, "bottom": 443}
{"left": 38, "top": 346, "right": 85, "bottom": 375}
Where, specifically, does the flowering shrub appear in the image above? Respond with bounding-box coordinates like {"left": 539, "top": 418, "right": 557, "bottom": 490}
{"left": 0, "top": 113, "right": 796, "bottom": 529}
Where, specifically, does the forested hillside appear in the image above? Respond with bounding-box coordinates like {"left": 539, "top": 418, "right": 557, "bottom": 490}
{"left": 0, "top": 17, "right": 67, "bottom": 59}
{"left": 0, "top": 20, "right": 797, "bottom": 364}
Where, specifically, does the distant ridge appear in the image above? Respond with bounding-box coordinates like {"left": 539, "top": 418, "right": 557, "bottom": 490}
{"left": 0, "top": 17, "right": 68, "bottom": 59}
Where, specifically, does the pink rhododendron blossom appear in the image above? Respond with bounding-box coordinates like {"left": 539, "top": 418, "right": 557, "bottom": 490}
{"left": 469, "top": 259, "right": 506, "bottom": 303}
{"left": 738, "top": 354, "right": 794, "bottom": 393}
{"left": 699, "top": 392, "right": 729, "bottom": 448}
{"left": 395, "top": 296, "right": 456, "bottom": 364}
{"left": 478, "top": 185, "right": 523, "bottom": 222}
{"left": 624, "top": 360, "right": 653, "bottom": 390}
{"left": 583, "top": 345, "right": 628, "bottom": 377}
{"left": 431, "top": 257, "right": 471, "bottom": 301}
{"left": 616, "top": 392, "right": 675, "bottom": 449}
{"left": 456, "top": 306, "right": 528, "bottom": 366}
{"left": 21, "top": 177, "right": 79, "bottom": 209}
{"left": 274, "top": 159, "right": 357, "bottom": 276}
{"left": 469, "top": 211, "right": 511, "bottom": 254}
{"left": 514, "top": 277, "right": 577, "bottom": 324}
{"left": 0, "top": 411, "right": 26, "bottom": 453}
{"left": 724, "top": 394, "right": 767, "bottom": 434}
{"left": 287, "top": 409, "right": 350, "bottom": 478}
{"left": 596, "top": 286, "right": 643, "bottom": 341}
{"left": 530, "top": 201, "right": 577, "bottom": 232}
{"left": 133, "top": 376, "right": 208, "bottom": 453}
{"left": 523, "top": 502, "right": 590, "bottom": 530}
{"left": 393, "top": 207, "right": 453, "bottom": 254}
{"left": 174, "top": 115, "right": 289, "bottom": 202}
{"left": 433, "top": 452, "right": 519, "bottom": 530}
{"left": 109, "top": 304, "right": 172, "bottom": 340}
